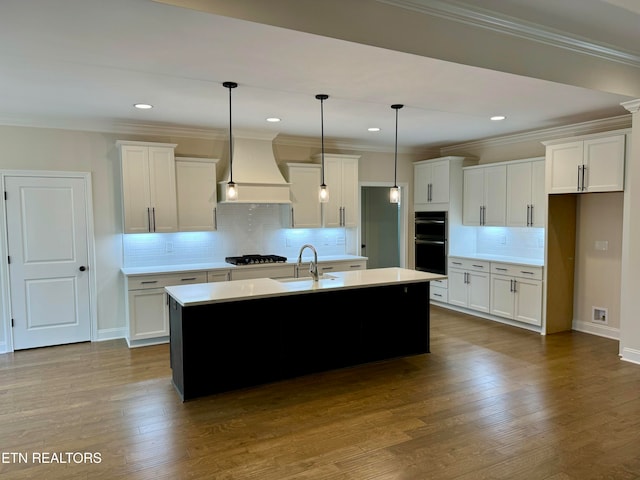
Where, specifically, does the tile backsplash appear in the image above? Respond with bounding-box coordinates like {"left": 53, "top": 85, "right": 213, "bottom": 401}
{"left": 122, "top": 204, "right": 352, "bottom": 267}
{"left": 475, "top": 226, "right": 545, "bottom": 260}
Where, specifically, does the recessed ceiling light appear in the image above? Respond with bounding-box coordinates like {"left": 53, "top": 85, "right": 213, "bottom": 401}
{"left": 490, "top": 115, "right": 506, "bottom": 121}
{"left": 134, "top": 103, "right": 153, "bottom": 110}
{"left": 266, "top": 117, "right": 281, "bottom": 123}
{"left": 368, "top": 127, "right": 381, "bottom": 132}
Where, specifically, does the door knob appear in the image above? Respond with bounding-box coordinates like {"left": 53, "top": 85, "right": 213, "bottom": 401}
{"left": 79, "top": 266, "right": 87, "bottom": 271}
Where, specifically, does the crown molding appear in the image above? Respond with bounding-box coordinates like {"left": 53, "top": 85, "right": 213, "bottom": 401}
{"left": 622, "top": 99, "right": 640, "bottom": 114}
{"left": 376, "top": 0, "right": 640, "bottom": 67}
{"left": 439, "top": 114, "right": 632, "bottom": 155}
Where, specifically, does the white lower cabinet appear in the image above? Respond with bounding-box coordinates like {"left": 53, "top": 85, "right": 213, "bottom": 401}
{"left": 490, "top": 263, "right": 543, "bottom": 326}
{"left": 229, "top": 264, "right": 296, "bottom": 281}
{"left": 447, "top": 258, "right": 490, "bottom": 313}
{"left": 125, "top": 271, "right": 207, "bottom": 347}
{"left": 429, "top": 278, "right": 448, "bottom": 303}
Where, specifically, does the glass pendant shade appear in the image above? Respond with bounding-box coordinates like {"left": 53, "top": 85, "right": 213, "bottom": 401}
{"left": 319, "top": 183, "right": 329, "bottom": 203}
{"left": 226, "top": 181, "right": 238, "bottom": 201}
{"left": 389, "top": 186, "right": 400, "bottom": 204}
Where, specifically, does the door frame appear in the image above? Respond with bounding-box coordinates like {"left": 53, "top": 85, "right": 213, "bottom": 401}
{"left": 0, "top": 170, "right": 98, "bottom": 353}
{"left": 359, "top": 181, "right": 409, "bottom": 268}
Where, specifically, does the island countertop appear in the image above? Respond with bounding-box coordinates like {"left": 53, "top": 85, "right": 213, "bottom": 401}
{"left": 165, "top": 267, "right": 446, "bottom": 307}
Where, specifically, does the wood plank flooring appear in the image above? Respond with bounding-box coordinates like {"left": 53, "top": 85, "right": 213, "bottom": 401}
{"left": 1, "top": 306, "right": 640, "bottom": 479}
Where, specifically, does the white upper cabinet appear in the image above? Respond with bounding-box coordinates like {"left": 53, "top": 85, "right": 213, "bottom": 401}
{"left": 463, "top": 164, "right": 506, "bottom": 226}
{"left": 544, "top": 133, "right": 626, "bottom": 194}
{"left": 175, "top": 157, "right": 219, "bottom": 232}
{"left": 316, "top": 154, "right": 360, "bottom": 228}
{"left": 506, "top": 158, "right": 545, "bottom": 228}
{"left": 414, "top": 159, "right": 450, "bottom": 207}
{"left": 282, "top": 163, "right": 322, "bottom": 228}
{"left": 118, "top": 141, "right": 178, "bottom": 234}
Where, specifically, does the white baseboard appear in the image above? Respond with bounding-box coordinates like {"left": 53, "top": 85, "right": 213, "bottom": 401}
{"left": 620, "top": 347, "right": 640, "bottom": 365}
{"left": 572, "top": 320, "right": 620, "bottom": 340}
{"left": 94, "top": 327, "right": 127, "bottom": 342}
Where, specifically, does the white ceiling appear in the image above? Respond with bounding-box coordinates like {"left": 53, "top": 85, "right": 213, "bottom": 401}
{"left": 0, "top": 0, "right": 637, "bottom": 151}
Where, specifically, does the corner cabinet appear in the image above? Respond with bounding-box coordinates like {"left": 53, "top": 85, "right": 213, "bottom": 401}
{"left": 118, "top": 141, "right": 178, "bottom": 234}
{"left": 175, "top": 157, "right": 219, "bottom": 231}
{"left": 281, "top": 162, "right": 322, "bottom": 228}
{"left": 544, "top": 132, "right": 626, "bottom": 194}
{"left": 313, "top": 154, "right": 360, "bottom": 228}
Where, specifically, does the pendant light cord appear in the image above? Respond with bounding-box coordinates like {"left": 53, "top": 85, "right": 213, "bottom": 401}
{"left": 316, "top": 94, "right": 329, "bottom": 186}
{"left": 391, "top": 104, "right": 403, "bottom": 188}
{"left": 223, "top": 81, "right": 238, "bottom": 183}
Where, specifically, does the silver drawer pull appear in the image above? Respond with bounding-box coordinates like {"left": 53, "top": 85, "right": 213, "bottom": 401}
{"left": 520, "top": 271, "right": 535, "bottom": 275}
{"left": 495, "top": 267, "right": 508, "bottom": 271}
{"left": 141, "top": 280, "right": 158, "bottom": 284}
{"left": 472, "top": 264, "right": 485, "bottom": 268}
{"left": 323, "top": 266, "right": 334, "bottom": 270}
{"left": 181, "top": 277, "right": 197, "bottom": 281}
{"left": 452, "top": 262, "right": 462, "bottom": 265}
{"left": 433, "top": 293, "right": 442, "bottom": 297}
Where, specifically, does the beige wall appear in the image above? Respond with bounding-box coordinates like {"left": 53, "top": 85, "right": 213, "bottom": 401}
{"left": 574, "top": 192, "right": 623, "bottom": 331}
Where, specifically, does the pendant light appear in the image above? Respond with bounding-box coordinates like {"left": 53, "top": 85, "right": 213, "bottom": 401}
{"left": 316, "top": 94, "right": 329, "bottom": 203}
{"left": 390, "top": 104, "right": 403, "bottom": 204}
{"left": 223, "top": 81, "right": 238, "bottom": 201}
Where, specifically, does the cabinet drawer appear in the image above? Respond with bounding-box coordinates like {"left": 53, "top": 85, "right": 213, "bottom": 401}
{"left": 230, "top": 265, "right": 296, "bottom": 280}
{"left": 430, "top": 285, "right": 448, "bottom": 302}
{"left": 448, "top": 257, "right": 490, "bottom": 272}
{"left": 207, "top": 270, "right": 230, "bottom": 282}
{"left": 127, "top": 271, "right": 207, "bottom": 290}
{"left": 431, "top": 278, "right": 448, "bottom": 289}
{"left": 319, "top": 261, "right": 366, "bottom": 273}
{"left": 491, "top": 263, "right": 542, "bottom": 280}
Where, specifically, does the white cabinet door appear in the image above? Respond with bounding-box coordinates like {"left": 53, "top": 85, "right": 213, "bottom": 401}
{"left": 546, "top": 141, "right": 583, "bottom": 194}
{"left": 322, "top": 155, "right": 359, "bottom": 227}
{"left": 583, "top": 134, "right": 625, "bottom": 192}
{"left": 483, "top": 165, "right": 506, "bottom": 226}
{"left": 491, "top": 274, "right": 515, "bottom": 319}
{"left": 176, "top": 159, "right": 217, "bottom": 231}
{"left": 531, "top": 159, "right": 546, "bottom": 227}
{"left": 128, "top": 288, "right": 169, "bottom": 342}
{"left": 148, "top": 147, "right": 178, "bottom": 233}
{"left": 506, "top": 159, "right": 546, "bottom": 228}
{"left": 506, "top": 162, "right": 532, "bottom": 227}
{"left": 467, "top": 271, "right": 490, "bottom": 313}
{"left": 414, "top": 162, "right": 430, "bottom": 205}
{"left": 285, "top": 163, "right": 322, "bottom": 228}
{"left": 430, "top": 160, "right": 450, "bottom": 204}
{"left": 513, "top": 278, "right": 542, "bottom": 325}
{"left": 121, "top": 144, "right": 153, "bottom": 233}
{"left": 447, "top": 268, "right": 468, "bottom": 308}
{"left": 463, "top": 168, "right": 484, "bottom": 225}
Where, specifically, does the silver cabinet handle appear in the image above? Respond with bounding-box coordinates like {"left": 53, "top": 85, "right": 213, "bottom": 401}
{"left": 151, "top": 207, "right": 156, "bottom": 232}
{"left": 577, "top": 164, "right": 581, "bottom": 191}
{"left": 291, "top": 207, "right": 295, "bottom": 228}
{"left": 530, "top": 205, "right": 534, "bottom": 226}
{"left": 213, "top": 207, "right": 217, "bottom": 230}
{"left": 510, "top": 279, "right": 514, "bottom": 292}
{"left": 147, "top": 207, "right": 152, "bottom": 232}
{"left": 581, "top": 165, "right": 586, "bottom": 191}
{"left": 180, "top": 277, "right": 197, "bottom": 281}
{"left": 452, "top": 261, "right": 462, "bottom": 265}
{"left": 495, "top": 267, "right": 508, "bottom": 271}
{"left": 141, "top": 280, "right": 158, "bottom": 284}
{"left": 513, "top": 279, "right": 517, "bottom": 293}
{"left": 520, "top": 271, "right": 535, "bottom": 275}
{"left": 472, "top": 264, "right": 484, "bottom": 268}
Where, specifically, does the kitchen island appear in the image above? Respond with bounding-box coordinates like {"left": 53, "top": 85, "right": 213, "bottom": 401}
{"left": 165, "top": 267, "right": 445, "bottom": 401}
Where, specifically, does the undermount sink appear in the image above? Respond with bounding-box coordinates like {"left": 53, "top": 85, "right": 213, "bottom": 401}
{"left": 276, "top": 274, "right": 338, "bottom": 283}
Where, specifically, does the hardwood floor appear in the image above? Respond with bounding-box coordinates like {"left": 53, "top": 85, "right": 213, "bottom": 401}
{"left": 1, "top": 306, "right": 640, "bottom": 479}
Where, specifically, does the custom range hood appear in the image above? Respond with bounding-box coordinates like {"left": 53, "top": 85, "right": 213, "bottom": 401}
{"left": 218, "top": 130, "right": 291, "bottom": 204}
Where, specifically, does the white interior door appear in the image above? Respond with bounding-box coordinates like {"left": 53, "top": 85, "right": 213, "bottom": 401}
{"left": 5, "top": 175, "right": 91, "bottom": 350}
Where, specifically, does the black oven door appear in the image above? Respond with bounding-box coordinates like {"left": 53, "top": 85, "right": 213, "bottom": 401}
{"left": 415, "top": 237, "right": 447, "bottom": 275}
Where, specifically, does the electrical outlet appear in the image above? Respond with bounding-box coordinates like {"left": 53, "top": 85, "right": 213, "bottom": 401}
{"left": 592, "top": 306, "right": 608, "bottom": 324}
{"left": 165, "top": 242, "right": 173, "bottom": 253}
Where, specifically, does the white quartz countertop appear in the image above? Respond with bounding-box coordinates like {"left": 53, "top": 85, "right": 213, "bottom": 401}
{"left": 449, "top": 254, "right": 544, "bottom": 267}
{"left": 121, "top": 255, "right": 368, "bottom": 276}
{"left": 165, "top": 267, "right": 446, "bottom": 307}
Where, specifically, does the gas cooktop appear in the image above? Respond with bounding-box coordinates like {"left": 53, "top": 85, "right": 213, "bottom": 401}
{"left": 225, "top": 254, "right": 288, "bottom": 266}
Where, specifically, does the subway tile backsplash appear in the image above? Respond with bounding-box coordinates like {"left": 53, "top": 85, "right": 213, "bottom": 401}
{"left": 122, "top": 204, "right": 350, "bottom": 267}
{"left": 475, "top": 226, "right": 544, "bottom": 260}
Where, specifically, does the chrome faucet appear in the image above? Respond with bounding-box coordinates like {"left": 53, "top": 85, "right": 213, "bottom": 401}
{"left": 297, "top": 244, "right": 319, "bottom": 281}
